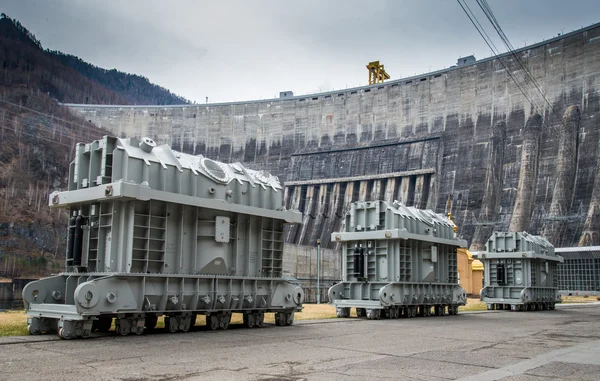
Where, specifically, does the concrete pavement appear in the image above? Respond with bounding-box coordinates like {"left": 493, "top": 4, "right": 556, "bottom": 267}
{"left": 1, "top": 304, "right": 599, "bottom": 380}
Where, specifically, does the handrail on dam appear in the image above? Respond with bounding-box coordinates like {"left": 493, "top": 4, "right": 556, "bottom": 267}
{"left": 59, "top": 21, "right": 600, "bottom": 109}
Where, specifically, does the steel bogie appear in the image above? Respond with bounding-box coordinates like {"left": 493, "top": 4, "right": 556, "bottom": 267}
{"left": 24, "top": 136, "right": 303, "bottom": 339}
{"left": 328, "top": 201, "right": 468, "bottom": 320}
{"left": 476, "top": 231, "right": 563, "bottom": 311}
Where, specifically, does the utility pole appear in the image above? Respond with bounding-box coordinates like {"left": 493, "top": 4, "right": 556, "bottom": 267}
{"left": 316, "top": 239, "right": 321, "bottom": 304}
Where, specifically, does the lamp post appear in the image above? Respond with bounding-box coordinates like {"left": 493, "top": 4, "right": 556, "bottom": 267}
{"left": 317, "top": 239, "right": 321, "bottom": 304}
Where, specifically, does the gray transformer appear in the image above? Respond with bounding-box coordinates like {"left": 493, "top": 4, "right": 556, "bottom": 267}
{"left": 476, "top": 231, "right": 563, "bottom": 311}
{"left": 23, "top": 136, "right": 304, "bottom": 339}
{"left": 328, "top": 201, "right": 468, "bottom": 320}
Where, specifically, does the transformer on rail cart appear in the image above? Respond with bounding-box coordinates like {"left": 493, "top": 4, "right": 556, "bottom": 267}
{"left": 23, "top": 136, "right": 304, "bottom": 339}
{"left": 328, "top": 200, "right": 468, "bottom": 320}
{"left": 475, "top": 231, "right": 563, "bottom": 311}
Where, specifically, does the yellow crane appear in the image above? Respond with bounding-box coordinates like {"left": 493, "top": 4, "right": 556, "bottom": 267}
{"left": 366, "top": 61, "right": 390, "bottom": 85}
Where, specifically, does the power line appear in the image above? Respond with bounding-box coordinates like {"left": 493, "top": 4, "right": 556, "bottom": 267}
{"left": 474, "top": 0, "right": 569, "bottom": 129}
{"left": 455, "top": 0, "right": 546, "bottom": 115}
{"left": 0, "top": 98, "right": 101, "bottom": 138}
{"left": 0, "top": 116, "right": 86, "bottom": 149}
{"left": 456, "top": 0, "right": 584, "bottom": 165}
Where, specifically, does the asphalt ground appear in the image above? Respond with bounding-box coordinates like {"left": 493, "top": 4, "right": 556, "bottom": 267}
{"left": 1, "top": 304, "right": 599, "bottom": 381}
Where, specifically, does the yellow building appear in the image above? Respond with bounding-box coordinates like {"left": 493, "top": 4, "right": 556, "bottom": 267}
{"left": 457, "top": 248, "right": 484, "bottom": 296}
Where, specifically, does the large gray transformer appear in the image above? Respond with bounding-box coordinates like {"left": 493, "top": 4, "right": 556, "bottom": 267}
{"left": 328, "top": 201, "right": 467, "bottom": 320}
{"left": 476, "top": 231, "right": 563, "bottom": 311}
{"left": 23, "top": 136, "right": 304, "bottom": 339}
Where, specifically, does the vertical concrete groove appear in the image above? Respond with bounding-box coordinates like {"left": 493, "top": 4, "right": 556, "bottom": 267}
{"left": 471, "top": 121, "right": 506, "bottom": 251}
{"left": 509, "top": 114, "right": 542, "bottom": 232}
{"left": 542, "top": 105, "right": 580, "bottom": 245}
{"left": 579, "top": 122, "right": 600, "bottom": 245}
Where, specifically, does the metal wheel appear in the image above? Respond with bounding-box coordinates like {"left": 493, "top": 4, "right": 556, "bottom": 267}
{"left": 286, "top": 312, "right": 295, "bottom": 326}
{"left": 356, "top": 308, "right": 366, "bottom": 318}
{"left": 219, "top": 313, "right": 231, "bottom": 330}
{"left": 115, "top": 323, "right": 129, "bottom": 336}
{"left": 28, "top": 324, "right": 40, "bottom": 335}
{"left": 336, "top": 307, "right": 350, "bottom": 318}
{"left": 165, "top": 317, "right": 178, "bottom": 333}
{"left": 243, "top": 313, "right": 256, "bottom": 328}
{"left": 209, "top": 315, "right": 220, "bottom": 330}
{"left": 275, "top": 312, "right": 287, "bottom": 326}
{"left": 255, "top": 312, "right": 264, "bottom": 328}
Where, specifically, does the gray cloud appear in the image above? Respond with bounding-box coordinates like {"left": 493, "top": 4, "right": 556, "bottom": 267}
{"left": 2, "top": 0, "right": 598, "bottom": 103}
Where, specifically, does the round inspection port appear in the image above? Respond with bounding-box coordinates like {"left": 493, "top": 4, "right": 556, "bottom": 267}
{"left": 139, "top": 137, "right": 156, "bottom": 153}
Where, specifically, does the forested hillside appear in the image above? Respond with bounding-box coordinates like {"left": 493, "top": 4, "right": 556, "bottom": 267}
{"left": 51, "top": 53, "right": 191, "bottom": 105}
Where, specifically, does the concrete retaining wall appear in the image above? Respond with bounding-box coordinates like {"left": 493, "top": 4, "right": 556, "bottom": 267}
{"left": 283, "top": 244, "right": 341, "bottom": 303}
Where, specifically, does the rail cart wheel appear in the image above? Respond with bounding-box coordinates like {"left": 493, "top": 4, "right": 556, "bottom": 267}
{"left": 93, "top": 316, "right": 113, "bottom": 332}
{"left": 275, "top": 312, "right": 287, "bottom": 326}
{"left": 165, "top": 317, "right": 178, "bottom": 333}
{"left": 59, "top": 326, "right": 78, "bottom": 340}
{"left": 180, "top": 315, "right": 192, "bottom": 332}
{"left": 219, "top": 313, "right": 231, "bottom": 330}
{"left": 208, "top": 315, "right": 220, "bottom": 330}
{"left": 255, "top": 312, "right": 264, "bottom": 327}
{"left": 275, "top": 312, "right": 282, "bottom": 325}
{"left": 356, "top": 308, "right": 366, "bottom": 318}
{"left": 145, "top": 315, "right": 158, "bottom": 331}
{"left": 243, "top": 313, "right": 256, "bottom": 328}
{"left": 366, "top": 309, "right": 375, "bottom": 320}
{"left": 115, "top": 323, "right": 129, "bottom": 336}
{"left": 28, "top": 324, "right": 40, "bottom": 335}
{"left": 336, "top": 307, "right": 350, "bottom": 318}
{"left": 549, "top": 303, "right": 556, "bottom": 310}
{"left": 286, "top": 312, "right": 295, "bottom": 326}
{"left": 366, "top": 309, "right": 380, "bottom": 320}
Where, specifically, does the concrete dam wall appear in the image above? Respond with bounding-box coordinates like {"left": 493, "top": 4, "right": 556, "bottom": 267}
{"left": 65, "top": 23, "right": 600, "bottom": 250}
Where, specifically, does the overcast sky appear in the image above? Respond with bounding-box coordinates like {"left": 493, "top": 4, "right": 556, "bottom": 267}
{"left": 3, "top": 0, "right": 599, "bottom": 104}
